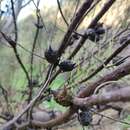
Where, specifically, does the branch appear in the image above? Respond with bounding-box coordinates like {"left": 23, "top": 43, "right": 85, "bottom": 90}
{"left": 72, "top": 0, "right": 80, "bottom": 20}
{"left": 57, "top": 0, "right": 69, "bottom": 26}
{"left": 29, "top": 61, "right": 130, "bottom": 128}
{"left": 32, "top": 0, "right": 48, "bottom": 33}
{"left": 78, "top": 36, "right": 130, "bottom": 84}
{"left": 47, "top": 0, "right": 95, "bottom": 85}
{"left": 77, "top": 25, "right": 130, "bottom": 68}
{"left": 10, "top": 0, "right": 18, "bottom": 42}
{"left": 62, "top": 22, "right": 130, "bottom": 88}
{"left": 21, "top": 0, "right": 32, "bottom": 9}
{"left": 73, "top": 86, "right": 130, "bottom": 109}
{"left": 29, "top": 1, "right": 41, "bottom": 102}
{"left": 88, "top": 0, "right": 116, "bottom": 28}
{"left": 57, "top": 0, "right": 94, "bottom": 57}
{"left": 76, "top": 0, "right": 101, "bottom": 29}
{"left": 68, "top": 0, "right": 116, "bottom": 60}
{"left": 0, "top": 84, "right": 10, "bottom": 113}
{"left": 47, "top": 0, "right": 117, "bottom": 86}
{"left": 13, "top": 47, "right": 30, "bottom": 84}
{"left": 78, "top": 61, "right": 130, "bottom": 98}
{"left": 15, "top": 107, "right": 77, "bottom": 129}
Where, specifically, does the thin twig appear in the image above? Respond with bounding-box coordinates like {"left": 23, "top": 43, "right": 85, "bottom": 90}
{"left": 30, "top": 11, "right": 40, "bottom": 80}
{"left": 0, "top": 84, "right": 10, "bottom": 113}
{"left": 57, "top": 0, "right": 69, "bottom": 26}
{"left": 56, "top": 0, "right": 84, "bottom": 37}
{"left": 21, "top": 0, "right": 32, "bottom": 9}
{"left": 17, "top": 43, "right": 45, "bottom": 60}
{"left": 91, "top": 109, "right": 130, "bottom": 126}
{"left": 32, "top": 0, "right": 48, "bottom": 34}
{"left": 10, "top": 0, "right": 18, "bottom": 42}
{"left": 13, "top": 47, "right": 30, "bottom": 83}
{"left": 29, "top": 2, "right": 41, "bottom": 103}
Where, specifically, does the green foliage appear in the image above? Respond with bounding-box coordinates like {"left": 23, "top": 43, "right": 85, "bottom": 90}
{"left": 42, "top": 76, "right": 66, "bottom": 111}
{"left": 50, "top": 75, "right": 65, "bottom": 90}
{"left": 11, "top": 65, "right": 27, "bottom": 90}
{"left": 43, "top": 99, "right": 66, "bottom": 111}
{"left": 123, "top": 115, "right": 130, "bottom": 129}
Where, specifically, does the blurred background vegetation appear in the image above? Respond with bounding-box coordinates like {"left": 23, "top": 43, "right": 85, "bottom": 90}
{"left": 0, "top": 0, "right": 130, "bottom": 129}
